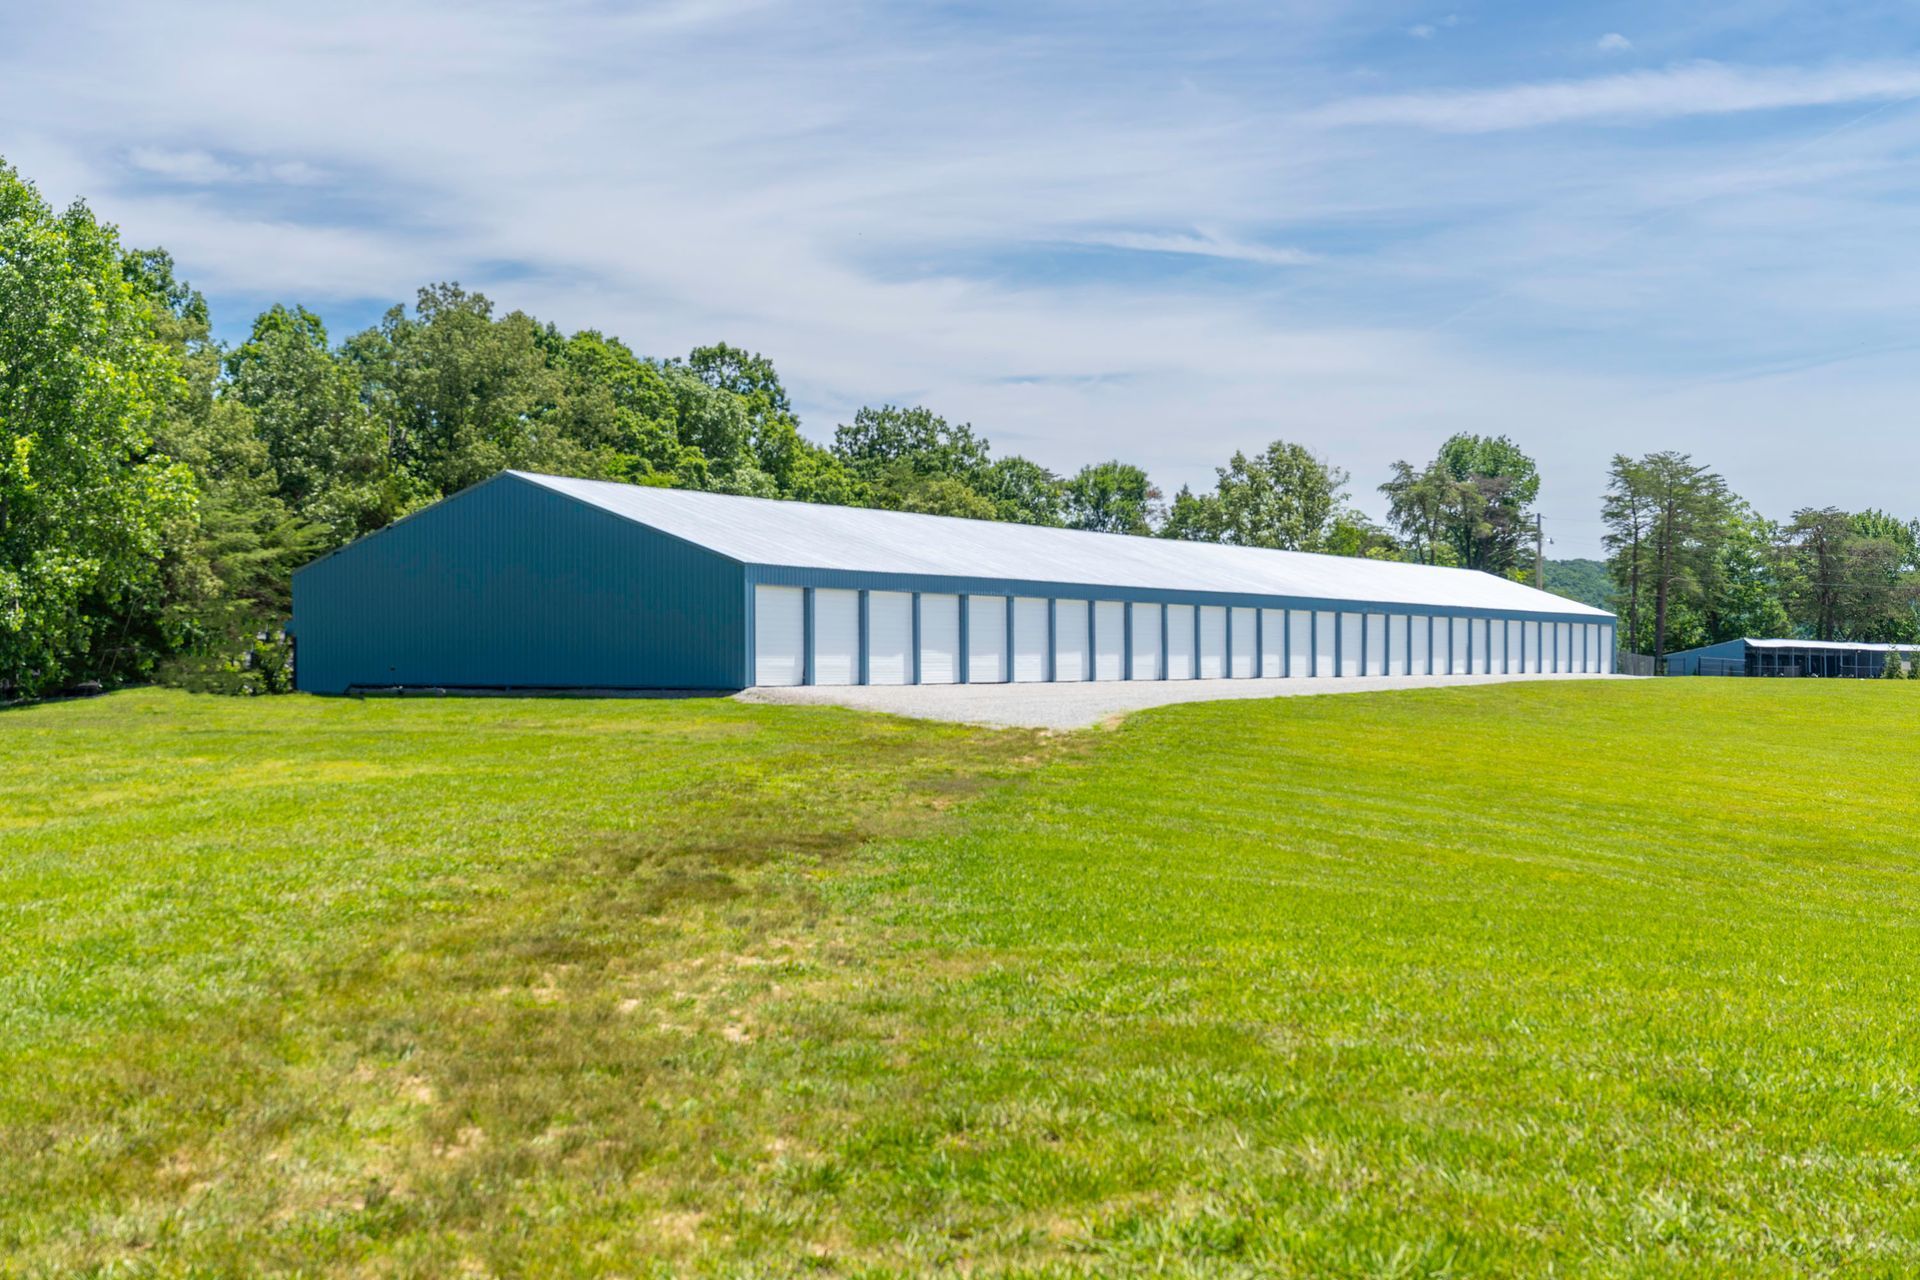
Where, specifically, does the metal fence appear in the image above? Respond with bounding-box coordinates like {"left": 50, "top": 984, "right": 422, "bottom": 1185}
{"left": 1616, "top": 651, "right": 1656, "bottom": 677}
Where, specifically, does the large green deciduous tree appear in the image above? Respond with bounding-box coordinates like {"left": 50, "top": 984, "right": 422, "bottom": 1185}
{"left": 1700, "top": 504, "right": 1791, "bottom": 646}
{"left": 226, "top": 303, "right": 404, "bottom": 542}
{"left": 1777, "top": 507, "right": 1915, "bottom": 642}
{"left": 1162, "top": 440, "right": 1347, "bottom": 552}
{"left": 833, "top": 405, "right": 991, "bottom": 484}
{"left": 1381, "top": 433, "right": 1540, "bottom": 573}
{"left": 122, "top": 251, "right": 324, "bottom": 690}
{"left": 345, "top": 283, "right": 592, "bottom": 496}
{"left": 1064, "top": 460, "right": 1160, "bottom": 535}
{"left": 0, "top": 164, "right": 195, "bottom": 695}
{"left": 978, "top": 455, "right": 1065, "bottom": 526}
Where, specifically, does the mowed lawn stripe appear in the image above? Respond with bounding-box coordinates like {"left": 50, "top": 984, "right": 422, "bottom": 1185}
{"left": 833, "top": 680, "right": 1920, "bottom": 1272}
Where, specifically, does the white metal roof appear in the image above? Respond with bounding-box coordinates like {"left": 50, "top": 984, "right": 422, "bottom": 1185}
{"left": 1743, "top": 638, "right": 1917, "bottom": 651}
{"left": 516, "top": 472, "right": 1612, "bottom": 618}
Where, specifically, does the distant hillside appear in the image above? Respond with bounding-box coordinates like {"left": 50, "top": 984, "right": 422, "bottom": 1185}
{"left": 1544, "top": 558, "right": 1612, "bottom": 611}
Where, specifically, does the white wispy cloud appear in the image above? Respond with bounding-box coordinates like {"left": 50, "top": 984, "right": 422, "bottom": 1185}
{"left": 9, "top": 2, "right": 1920, "bottom": 554}
{"left": 1070, "top": 230, "right": 1317, "bottom": 267}
{"left": 127, "top": 146, "right": 325, "bottom": 186}
{"left": 1596, "top": 33, "right": 1633, "bottom": 54}
{"left": 1312, "top": 60, "right": 1920, "bottom": 132}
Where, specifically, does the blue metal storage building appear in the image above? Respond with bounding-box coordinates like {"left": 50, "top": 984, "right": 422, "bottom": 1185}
{"left": 1665, "top": 637, "right": 1918, "bottom": 678}
{"left": 291, "top": 470, "right": 1617, "bottom": 694}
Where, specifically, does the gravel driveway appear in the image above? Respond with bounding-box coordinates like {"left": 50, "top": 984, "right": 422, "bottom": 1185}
{"left": 736, "top": 672, "right": 1625, "bottom": 730}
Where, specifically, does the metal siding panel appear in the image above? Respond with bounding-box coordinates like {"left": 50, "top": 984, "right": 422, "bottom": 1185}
{"left": 1012, "top": 597, "right": 1048, "bottom": 682}
{"left": 1198, "top": 606, "right": 1227, "bottom": 679}
{"left": 866, "top": 591, "right": 912, "bottom": 685}
{"left": 919, "top": 594, "right": 959, "bottom": 684}
{"left": 1055, "top": 599, "right": 1090, "bottom": 681}
{"left": 1094, "top": 601, "right": 1125, "bottom": 681}
{"left": 292, "top": 474, "right": 746, "bottom": 693}
{"left": 1165, "top": 604, "right": 1195, "bottom": 680}
{"left": 967, "top": 595, "right": 1008, "bottom": 683}
{"left": 1128, "top": 602, "right": 1161, "bottom": 680}
{"left": 1364, "top": 613, "right": 1386, "bottom": 676}
{"left": 753, "top": 586, "right": 804, "bottom": 686}
{"left": 1230, "top": 607, "right": 1255, "bottom": 678}
{"left": 1336, "top": 612, "right": 1360, "bottom": 677}
{"left": 812, "top": 589, "right": 859, "bottom": 685}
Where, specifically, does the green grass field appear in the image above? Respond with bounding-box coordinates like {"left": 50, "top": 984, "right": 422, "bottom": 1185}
{"left": 7, "top": 682, "right": 1920, "bottom": 1276}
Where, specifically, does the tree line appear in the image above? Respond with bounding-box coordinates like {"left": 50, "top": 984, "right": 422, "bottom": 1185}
{"left": 6, "top": 160, "right": 1568, "bottom": 697}
{"left": 17, "top": 157, "right": 1911, "bottom": 697}
{"left": 1601, "top": 451, "right": 1920, "bottom": 666}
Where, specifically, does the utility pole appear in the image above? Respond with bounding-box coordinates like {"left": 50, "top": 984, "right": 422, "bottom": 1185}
{"left": 1534, "top": 514, "right": 1545, "bottom": 590}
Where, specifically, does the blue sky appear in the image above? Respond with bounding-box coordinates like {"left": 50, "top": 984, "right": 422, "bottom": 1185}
{"left": 7, "top": 0, "right": 1920, "bottom": 557}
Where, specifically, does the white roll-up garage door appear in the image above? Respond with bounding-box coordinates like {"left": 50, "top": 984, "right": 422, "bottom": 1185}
{"left": 1364, "top": 613, "right": 1386, "bottom": 676}
{"left": 1055, "top": 599, "right": 1090, "bottom": 681}
{"left": 1522, "top": 620, "right": 1540, "bottom": 673}
{"left": 1449, "top": 617, "right": 1470, "bottom": 675}
{"left": 812, "top": 588, "right": 859, "bottom": 686}
{"left": 1313, "top": 611, "right": 1336, "bottom": 676}
{"left": 1229, "top": 608, "right": 1255, "bottom": 678}
{"left": 1588, "top": 623, "right": 1602, "bottom": 672}
{"left": 1012, "top": 597, "right": 1047, "bottom": 682}
{"left": 1166, "top": 604, "right": 1195, "bottom": 680}
{"left": 1469, "top": 619, "right": 1488, "bottom": 674}
{"left": 1430, "top": 615, "right": 1448, "bottom": 675}
{"left": 919, "top": 594, "right": 959, "bottom": 684}
{"left": 1507, "top": 620, "right": 1523, "bottom": 673}
{"left": 1408, "top": 615, "right": 1429, "bottom": 675}
{"left": 1130, "top": 602, "right": 1161, "bottom": 680}
{"left": 1288, "top": 610, "right": 1311, "bottom": 677}
{"left": 1338, "top": 612, "right": 1362, "bottom": 677}
{"left": 1390, "top": 615, "right": 1411, "bottom": 675}
{"left": 1094, "top": 602, "right": 1125, "bottom": 681}
{"left": 1260, "top": 609, "right": 1284, "bottom": 677}
{"left": 866, "top": 591, "right": 911, "bottom": 685}
{"left": 753, "top": 585, "right": 804, "bottom": 686}
{"left": 1599, "top": 625, "right": 1613, "bottom": 672}
{"left": 1198, "top": 606, "right": 1227, "bottom": 679}
{"left": 1557, "top": 623, "right": 1573, "bottom": 672}
{"left": 967, "top": 595, "right": 1007, "bottom": 683}
{"left": 1488, "top": 616, "right": 1507, "bottom": 675}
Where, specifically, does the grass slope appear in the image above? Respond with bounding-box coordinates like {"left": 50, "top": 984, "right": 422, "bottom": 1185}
{"left": 7, "top": 683, "right": 1920, "bottom": 1276}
